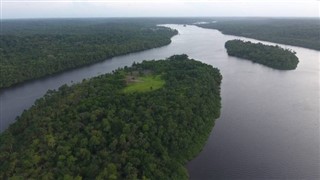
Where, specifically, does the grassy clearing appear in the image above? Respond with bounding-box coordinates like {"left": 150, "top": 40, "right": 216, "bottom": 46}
{"left": 123, "top": 75, "right": 165, "bottom": 93}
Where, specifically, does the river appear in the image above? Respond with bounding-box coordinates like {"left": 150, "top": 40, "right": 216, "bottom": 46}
{"left": 0, "top": 24, "right": 319, "bottom": 179}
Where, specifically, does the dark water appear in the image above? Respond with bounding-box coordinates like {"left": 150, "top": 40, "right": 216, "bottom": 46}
{"left": 0, "top": 25, "right": 319, "bottom": 179}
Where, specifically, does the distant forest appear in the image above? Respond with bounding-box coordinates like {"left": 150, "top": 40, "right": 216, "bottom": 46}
{"left": 225, "top": 40, "right": 299, "bottom": 70}
{"left": 0, "top": 19, "right": 177, "bottom": 89}
{"left": 197, "top": 18, "right": 320, "bottom": 50}
{"left": 0, "top": 55, "right": 222, "bottom": 179}
{"left": 1, "top": 17, "right": 318, "bottom": 89}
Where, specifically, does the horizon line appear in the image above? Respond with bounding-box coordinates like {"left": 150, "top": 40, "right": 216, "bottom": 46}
{"left": 2, "top": 16, "right": 320, "bottom": 20}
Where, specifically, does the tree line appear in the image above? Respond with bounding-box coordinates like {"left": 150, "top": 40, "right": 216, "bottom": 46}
{"left": 0, "top": 55, "right": 222, "bottom": 179}
{"left": 197, "top": 18, "right": 320, "bottom": 50}
{"left": 225, "top": 40, "right": 299, "bottom": 70}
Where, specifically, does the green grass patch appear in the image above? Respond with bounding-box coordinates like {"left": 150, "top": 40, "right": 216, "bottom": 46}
{"left": 123, "top": 75, "right": 165, "bottom": 93}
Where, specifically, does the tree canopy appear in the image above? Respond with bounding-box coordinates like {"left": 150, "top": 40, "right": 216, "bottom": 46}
{"left": 0, "top": 19, "right": 177, "bottom": 89}
{"left": 225, "top": 40, "right": 299, "bottom": 70}
{"left": 0, "top": 55, "right": 222, "bottom": 179}
{"left": 197, "top": 18, "right": 320, "bottom": 50}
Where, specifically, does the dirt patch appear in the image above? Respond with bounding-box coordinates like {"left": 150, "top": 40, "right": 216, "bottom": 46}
{"left": 125, "top": 75, "right": 142, "bottom": 84}
{"left": 125, "top": 70, "right": 153, "bottom": 84}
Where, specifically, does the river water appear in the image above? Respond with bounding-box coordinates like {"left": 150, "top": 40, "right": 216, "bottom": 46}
{"left": 0, "top": 24, "right": 319, "bottom": 179}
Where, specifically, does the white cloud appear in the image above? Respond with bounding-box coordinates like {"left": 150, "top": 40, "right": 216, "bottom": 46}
{"left": 1, "top": 1, "right": 319, "bottom": 19}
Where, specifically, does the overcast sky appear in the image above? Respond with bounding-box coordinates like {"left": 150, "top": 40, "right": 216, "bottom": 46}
{"left": 1, "top": 0, "right": 319, "bottom": 19}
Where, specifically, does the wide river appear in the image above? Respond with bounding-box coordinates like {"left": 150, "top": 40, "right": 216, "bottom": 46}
{"left": 0, "top": 24, "right": 319, "bottom": 179}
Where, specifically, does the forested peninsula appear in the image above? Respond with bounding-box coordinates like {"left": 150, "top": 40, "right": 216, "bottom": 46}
{"left": 197, "top": 18, "right": 320, "bottom": 50}
{"left": 0, "top": 55, "right": 222, "bottom": 179}
{"left": 225, "top": 40, "right": 299, "bottom": 70}
{"left": 0, "top": 19, "right": 177, "bottom": 89}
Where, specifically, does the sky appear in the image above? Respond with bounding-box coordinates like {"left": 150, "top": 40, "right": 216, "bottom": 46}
{"left": 1, "top": 0, "right": 319, "bottom": 19}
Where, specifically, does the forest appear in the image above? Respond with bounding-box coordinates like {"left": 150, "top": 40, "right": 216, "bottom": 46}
{"left": 225, "top": 40, "right": 299, "bottom": 70}
{"left": 197, "top": 18, "right": 320, "bottom": 50}
{"left": 0, "top": 55, "right": 222, "bottom": 179}
{"left": 2, "top": 17, "right": 316, "bottom": 89}
{"left": 0, "top": 19, "right": 177, "bottom": 89}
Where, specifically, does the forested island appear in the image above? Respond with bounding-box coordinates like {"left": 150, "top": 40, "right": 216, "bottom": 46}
{"left": 225, "top": 40, "right": 299, "bottom": 70}
{"left": 0, "top": 55, "right": 222, "bottom": 179}
{"left": 0, "top": 19, "right": 177, "bottom": 89}
{"left": 197, "top": 18, "right": 320, "bottom": 50}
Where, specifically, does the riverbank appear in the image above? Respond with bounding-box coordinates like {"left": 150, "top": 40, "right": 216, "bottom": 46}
{"left": 0, "top": 19, "right": 177, "bottom": 89}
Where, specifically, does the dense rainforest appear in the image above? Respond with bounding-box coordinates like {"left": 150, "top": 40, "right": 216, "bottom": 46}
{"left": 225, "top": 40, "right": 299, "bottom": 70}
{"left": 197, "top": 18, "right": 320, "bottom": 50}
{"left": 0, "top": 55, "right": 222, "bottom": 179}
{"left": 2, "top": 17, "right": 316, "bottom": 89}
{"left": 0, "top": 19, "right": 177, "bottom": 89}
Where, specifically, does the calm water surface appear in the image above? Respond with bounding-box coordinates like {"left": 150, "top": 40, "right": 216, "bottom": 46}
{"left": 0, "top": 25, "right": 319, "bottom": 179}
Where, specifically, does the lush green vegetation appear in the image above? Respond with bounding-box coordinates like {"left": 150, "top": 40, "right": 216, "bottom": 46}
{"left": 225, "top": 40, "right": 299, "bottom": 70}
{"left": 0, "top": 19, "right": 177, "bottom": 89}
{"left": 0, "top": 55, "right": 222, "bottom": 179}
{"left": 3, "top": 17, "right": 316, "bottom": 89}
{"left": 197, "top": 18, "right": 320, "bottom": 50}
{"left": 123, "top": 74, "right": 165, "bottom": 93}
